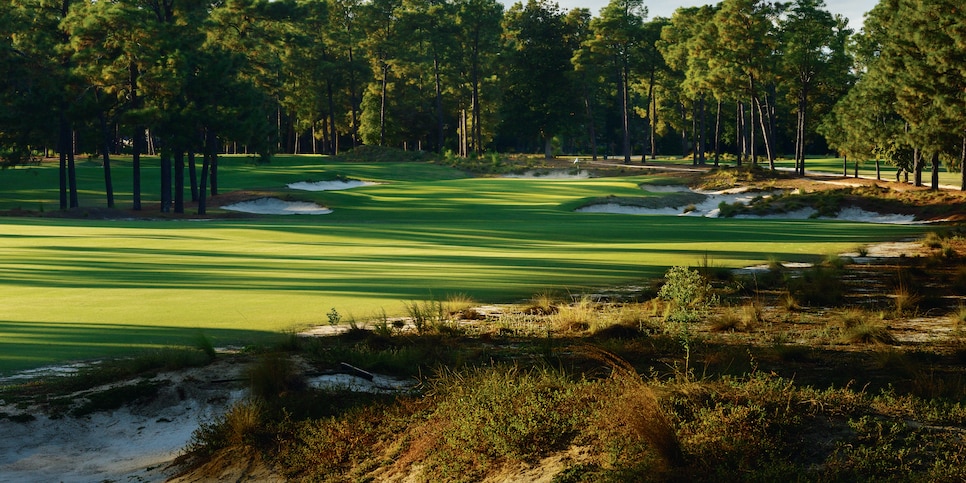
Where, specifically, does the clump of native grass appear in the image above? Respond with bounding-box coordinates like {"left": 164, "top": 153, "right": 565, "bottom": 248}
{"left": 837, "top": 308, "right": 896, "bottom": 345}
{"left": 923, "top": 231, "right": 945, "bottom": 249}
{"left": 524, "top": 290, "right": 560, "bottom": 315}
{"left": 187, "top": 398, "right": 267, "bottom": 455}
{"left": 711, "top": 302, "right": 763, "bottom": 333}
{"left": 786, "top": 260, "right": 847, "bottom": 307}
{"left": 247, "top": 352, "right": 305, "bottom": 401}
{"left": 401, "top": 294, "right": 483, "bottom": 336}
{"left": 443, "top": 293, "right": 481, "bottom": 320}
{"left": 951, "top": 303, "right": 966, "bottom": 329}
{"left": 891, "top": 270, "right": 921, "bottom": 316}
{"left": 552, "top": 295, "right": 600, "bottom": 332}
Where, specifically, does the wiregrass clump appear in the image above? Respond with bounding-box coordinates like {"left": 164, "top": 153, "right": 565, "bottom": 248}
{"left": 841, "top": 322, "right": 897, "bottom": 345}
{"left": 187, "top": 398, "right": 267, "bottom": 455}
{"left": 405, "top": 299, "right": 462, "bottom": 335}
{"left": 552, "top": 295, "right": 600, "bottom": 332}
{"left": 247, "top": 352, "right": 305, "bottom": 401}
{"left": 711, "top": 302, "right": 762, "bottom": 332}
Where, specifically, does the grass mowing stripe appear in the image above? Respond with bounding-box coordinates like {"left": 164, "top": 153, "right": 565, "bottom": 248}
{"left": 0, "top": 160, "right": 929, "bottom": 374}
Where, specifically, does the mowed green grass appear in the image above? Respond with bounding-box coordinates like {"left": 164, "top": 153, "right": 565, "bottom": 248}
{"left": 0, "top": 155, "right": 926, "bottom": 374}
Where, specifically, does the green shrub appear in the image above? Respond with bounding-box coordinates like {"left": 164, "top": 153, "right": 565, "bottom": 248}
{"left": 658, "top": 266, "right": 718, "bottom": 324}
{"left": 421, "top": 365, "right": 591, "bottom": 481}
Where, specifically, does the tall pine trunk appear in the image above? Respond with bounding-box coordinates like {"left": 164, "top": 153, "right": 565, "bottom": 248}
{"left": 132, "top": 128, "right": 142, "bottom": 211}
{"left": 713, "top": 99, "right": 721, "bottom": 167}
{"left": 99, "top": 109, "right": 114, "bottom": 208}
{"left": 379, "top": 62, "right": 388, "bottom": 146}
{"left": 433, "top": 53, "right": 444, "bottom": 153}
{"left": 160, "top": 151, "right": 172, "bottom": 213}
{"left": 326, "top": 80, "right": 337, "bottom": 155}
{"left": 619, "top": 62, "right": 631, "bottom": 164}
{"left": 188, "top": 151, "right": 198, "bottom": 202}
{"left": 698, "top": 97, "right": 707, "bottom": 165}
{"left": 583, "top": 93, "right": 598, "bottom": 161}
{"left": 59, "top": 114, "right": 68, "bottom": 210}
{"left": 174, "top": 150, "right": 185, "bottom": 214}
{"left": 930, "top": 152, "right": 940, "bottom": 191}
{"left": 650, "top": 92, "right": 658, "bottom": 160}
{"left": 961, "top": 134, "right": 966, "bottom": 191}
{"left": 914, "top": 148, "right": 923, "bottom": 186}
{"left": 198, "top": 130, "right": 215, "bottom": 215}
{"left": 736, "top": 101, "right": 745, "bottom": 167}
{"left": 91, "top": 86, "right": 115, "bottom": 208}
{"left": 131, "top": 62, "right": 142, "bottom": 211}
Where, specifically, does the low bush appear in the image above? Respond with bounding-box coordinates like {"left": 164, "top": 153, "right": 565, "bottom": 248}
{"left": 417, "top": 365, "right": 592, "bottom": 481}
{"left": 787, "top": 264, "right": 845, "bottom": 306}
{"left": 658, "top": 266, "right": 718, "bottom": 324}
{"left": 185, "top": 398, "right": 269, "bottom": 459}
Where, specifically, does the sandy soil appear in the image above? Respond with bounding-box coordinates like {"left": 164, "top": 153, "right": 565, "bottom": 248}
{"left": 221, "top": 197, "right": 332, "bottom": 215}
{"left": 577, "top": 184, "right": 923, "bottom": 224}
{"left": 0, "top": 353, "right": 417, "bottom": 482}
{"left": 287, "top": 180, "right": 377, "bottom": 191}
{"left": 0, "top": 357, "right": 249, "bottom": 482}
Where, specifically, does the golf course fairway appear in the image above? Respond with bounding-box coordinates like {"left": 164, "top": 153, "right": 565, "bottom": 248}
{"left": 0, "top": 157, "right": 928, "bottom": 374}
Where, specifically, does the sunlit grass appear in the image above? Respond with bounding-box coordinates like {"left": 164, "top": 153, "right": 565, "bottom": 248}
{"left": 0, "top": 156, "right": 929, "bottom": 374}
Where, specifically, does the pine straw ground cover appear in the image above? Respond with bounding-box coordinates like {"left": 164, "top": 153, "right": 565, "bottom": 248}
{"left": 169, "top": 231, "right": 966, "bottom": 482}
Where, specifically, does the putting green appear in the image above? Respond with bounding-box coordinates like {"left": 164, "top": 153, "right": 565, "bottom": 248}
{"left": 0, "top": 156, "right": 927, "bottom": 374}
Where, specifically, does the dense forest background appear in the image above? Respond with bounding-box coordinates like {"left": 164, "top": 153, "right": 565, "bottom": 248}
{"left": 1, "top": 0, "right": 964, "bottom": 211}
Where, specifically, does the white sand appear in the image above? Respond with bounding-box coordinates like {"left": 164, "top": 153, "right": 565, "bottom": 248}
{"left": 504, "top": 169, "right": 591, "bottom": 179}
{"left": 0, "top": 357, "right": 412, "bottom": 482}
{"left": 577, "top": 185, "right": 921, "bottom": 224}
{"left": 287, "top": 180, "right": 376, "bottom": 191}
{"left": 222, "top": 198, "right": 332, "bottom": 215}
{"left": 0, "top": 358, "right": 248, "bottom": 483}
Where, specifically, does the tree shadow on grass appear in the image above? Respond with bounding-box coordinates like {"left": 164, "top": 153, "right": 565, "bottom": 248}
{"left": 0, "top": 320, "right": 281, "bottom": 376}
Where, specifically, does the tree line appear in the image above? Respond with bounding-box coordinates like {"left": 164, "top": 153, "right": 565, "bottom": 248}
{"left": 1, "top": 0, "right": 963, "bottom": 213}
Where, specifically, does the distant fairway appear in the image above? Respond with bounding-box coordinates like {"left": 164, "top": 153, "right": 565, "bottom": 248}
{"left": 0, "top": 156, "right": 928, "bottom": 374}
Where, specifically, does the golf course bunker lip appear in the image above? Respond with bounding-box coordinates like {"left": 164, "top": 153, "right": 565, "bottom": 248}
{"left": 222, "top": 197, "right": 332, "bottom": 215}
{"left": 0, "top": 362, "right": 89, "bottom": 384}
{"left": 307, "top": 372, "right": 415, "bottom": 393}
{"left": 578, "top": 185, "right": 923, "bottom": 224}
{"left": 503, "top": 169, "right": 592, "bottom": 179}
{"left": 733, "top": 261, "right": 815, "bottom": 276}
{"left": 287, "top": 179, "right": 377, "bottom": 191}
{"left": 577, "top": 186, "right": 783, "bottom": 217}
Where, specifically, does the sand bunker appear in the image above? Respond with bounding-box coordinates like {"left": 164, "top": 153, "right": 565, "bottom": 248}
{"left": 0, "top": 357, "right": 412, "bottom": 482}
{"left": 222, "top": 198, "right": 332, "bottom": 215}
{"left": 577, "top": 185, "right": 920, "bottom": 224}
{"left": 287, "top": 180, "right": 376, "bottom": 191}
{"left": 308, "top": 373, "right": 414, "bottom": 393}
{"left": 504, "top": 169, "right": 591, "bottom": 179}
